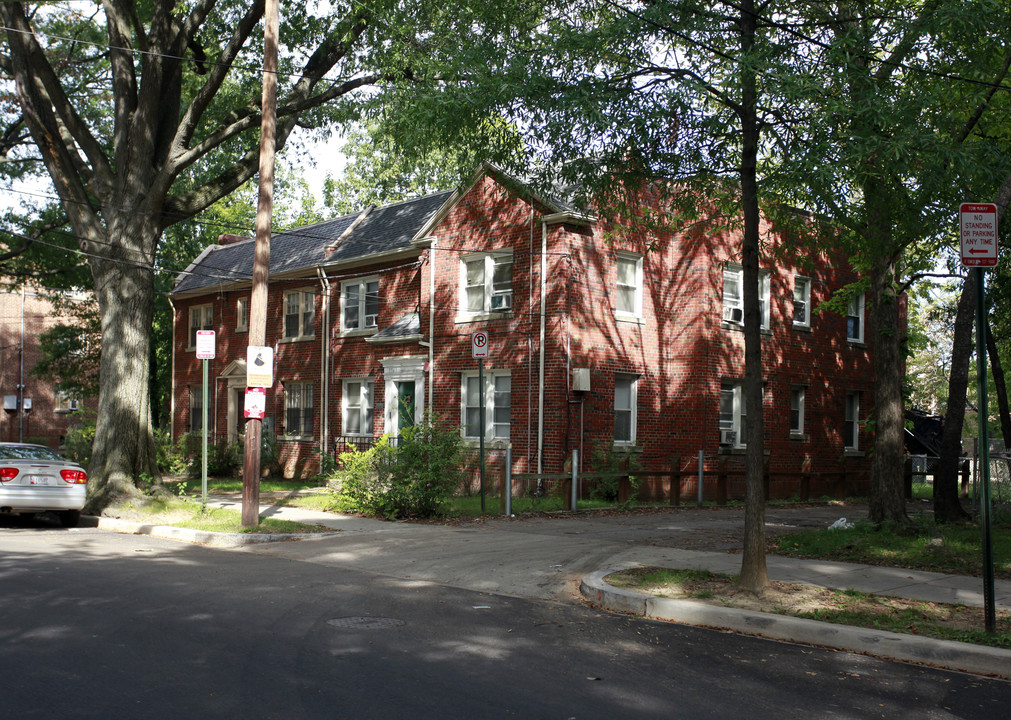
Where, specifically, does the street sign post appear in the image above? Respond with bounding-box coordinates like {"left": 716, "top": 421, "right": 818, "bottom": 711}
{"left": 472, "top": 331, "right": 489, "bottom": 511}
{"left": 961, "top": 201, "right": 1000, "bottom": 633}
{"left": 195, "top": 330, "right": 215, "bottom": 508}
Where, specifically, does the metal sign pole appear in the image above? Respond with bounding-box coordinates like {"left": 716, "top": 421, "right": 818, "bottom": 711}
{"left": 202, "top": 358, "right": 209, "bottom": 511}
{"left": 975, "top": 266, "right": 996, "bottom": 633}
{"left": 479, "top": 357, "right": 486, "bottom": 514}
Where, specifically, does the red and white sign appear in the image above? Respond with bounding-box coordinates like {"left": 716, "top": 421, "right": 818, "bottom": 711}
{"left": 195, "top": 330, "right": 216, "bottom": 359}
{"left": 244, "top": 387, "right": 266, "bottom": 419}
{"left": 471, "top": 331, "right": 489, "bottom": 359}
{"left": 960, "top": 203, "right": 999, "bottom": 268}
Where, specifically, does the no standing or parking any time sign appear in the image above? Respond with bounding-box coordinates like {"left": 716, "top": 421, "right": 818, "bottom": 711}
{"left": 960, "top": 202, "right": 999, "bottom": 268}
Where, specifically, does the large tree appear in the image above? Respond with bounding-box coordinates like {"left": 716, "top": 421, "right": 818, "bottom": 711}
{"left": 765, "top": 1, "right": 1011, "bottom": 524}
{"left": 0, "top": 0, "right": 527, "bottom": 510}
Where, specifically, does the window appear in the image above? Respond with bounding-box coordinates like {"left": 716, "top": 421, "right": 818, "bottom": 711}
{"left": 616, "top": 253, "right": 643, "bottom": 318}
{"left": 236, "top": 296, "right": 249, "bottom": 332}
{"left": 719, "top": 382, "right": 745, "bottom": 447}
{"left": 55, "top": 388, "right": 80, "bottom": 413}
{"left": 188, "top": 304, "right": 213, "bottom": 348}
{"left": 847, "top": 294, "right": 865, "bottom": 343}
{"left": 844, "top": 392, "right": 860, "bottom": 450}
{"left": 462, "top": 372, "right": 511, "bottom": 441}
{"left": 284, "top": 289, "right": 315, "bottom": 340}
{"left": 461, "top": 253, "right": 513, "bottom": 315}
{"left": 614, "top": 375, "right": 638, "bottom": 444}
{"left": 342, "top": 379, "right": 374, "bottom": 436}
{"left": 722, "top": 264, "right": 770, "bottom": 329}
{"left": 284, "top": 382, "right": 314, "bottom": 437}
{"left": 793, "top": 277, "right": 811, "bottom": 328}
{"left": 790, "top": 387, "right": 806, "bottom": 436}
{"left": 190, "top": 386, "right": 203, "bottom": 433}
{"left": 341, "top": 278, "right": 380, "bottom": 332}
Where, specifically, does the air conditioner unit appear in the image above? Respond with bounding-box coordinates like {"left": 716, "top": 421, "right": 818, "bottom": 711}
{"left": 722, "top": 306, "right": 743, "bottom": 324}
{"left": 491, "top": 294, "right": 512, "bottom": 311}
{"left": 719, "top": 429, "right": 737, "bottom": 445}
{"left": 364, "top": 314, "right": 378, "bottom": 328}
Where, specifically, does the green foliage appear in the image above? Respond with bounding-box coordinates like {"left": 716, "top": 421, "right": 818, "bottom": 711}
{"left": 154, "top": 427, "right": 190, "bottom": 475}
{"left": 328, "top": 417, "right": 465, "bottom": 519}
{"left": 587, "top": 442, "right": 643, "bottom": 505}
{"left": 187, "top": 439, "right": 242, "bottom": 479}
{"left": 62, "top": 412, "right": 96, "bottom": 468}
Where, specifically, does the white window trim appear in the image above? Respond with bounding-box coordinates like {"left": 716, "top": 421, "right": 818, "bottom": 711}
{"left": 236, "top": 296, "right": 249, "bottom": 333}
{"left": 188, "top": 304, "right": 213, "bottom": 349}
{"left": 341, "top": 378, "right": 375, "bottom": 437}
{"left": 340, "top": 276, "right": 380, "bottom": 335}
{"left": 847, "top": 293, "right": 865, "bottom": 344}
{"left": 461, "top": 370, "right": 511, "bottom": 444}
{"left": 613, "top": 374, "right": 638, "bottom": 446}
{"left": 54, "top": 388, "right": 81, "bottom": 414}
{"left": 284, "top": 382, "right": 314, "bottom": 439}
{"left": 719, "top": 382, "right": 746, "bottom": 448}
{"left": 844, "top": 392, "right": 860, "bottom": 450}
{"left": 282, "top": 288, "right": 316, "bottom": 342}
{"left": 790, "top": 387, "right": 806, "bottom": 438}
{"left": 793, "top": 276, "right": 811, "bottom": 329}
{"left": 722, "top": 264, "right": 770, "bottom": 330}
{"left": 457, "top": 252, "right": 514, "bottom": 322}
{"left": 615, "top": 252, "right": 644, "bottom": 321}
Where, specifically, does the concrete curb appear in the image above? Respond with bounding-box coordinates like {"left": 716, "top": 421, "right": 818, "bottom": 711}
{"left": 581, "top": 567, "right": 1011, "bottom": 680}
{"left": 82, "top": 515, "right": 328, "bottom": 547}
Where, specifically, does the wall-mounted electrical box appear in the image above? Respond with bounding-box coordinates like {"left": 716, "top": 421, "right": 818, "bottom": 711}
{"left": 572, "top": 368, "right": 590, "bottom": 392}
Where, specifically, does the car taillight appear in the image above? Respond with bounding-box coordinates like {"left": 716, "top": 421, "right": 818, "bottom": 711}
{"left": 0, "top": 468, "right": 17, "bottom": 482}
{"left": 61, "top": 469, "right": 87, "bottom": 484}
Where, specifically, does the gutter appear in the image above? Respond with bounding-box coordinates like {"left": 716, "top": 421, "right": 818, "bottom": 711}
{"left": 317, "top": 267, "right": 331, "bottom": 456}
{"left": 538, "top": 221, "right": 547, "bottom": 473}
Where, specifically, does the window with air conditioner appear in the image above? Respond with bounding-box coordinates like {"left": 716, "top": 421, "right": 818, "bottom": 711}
{"left": 460, "top": 253, "right": 513, "bottom": 318}
{"left": 722, "top": 264, "right": 770, "bottom": 329}
{"left": 342, "top": 277, "right": 380, "bottom": 333}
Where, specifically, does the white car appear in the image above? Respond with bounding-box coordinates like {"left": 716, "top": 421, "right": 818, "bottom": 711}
{"left": 0, "top": 442, "right": 88, "bottom": 527}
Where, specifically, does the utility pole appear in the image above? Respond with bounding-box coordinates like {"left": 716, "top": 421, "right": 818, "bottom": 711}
{"left": 242, "top": 0, "right": 280, "bottom": 527}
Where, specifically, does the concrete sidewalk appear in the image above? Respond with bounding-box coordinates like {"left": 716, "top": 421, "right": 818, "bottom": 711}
{"left": 91, "top": 497, "right": 1011, "bottom": 679}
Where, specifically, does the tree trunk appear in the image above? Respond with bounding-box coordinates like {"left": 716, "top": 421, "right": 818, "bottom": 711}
{"left": 84, "top": 232, "right": 162, "bottom": 512}
{"left": 736, "top": 0, "right": 768, "bottom": 594}
{"left": 865, "top": 219, "right": 908, "bottom": 525}
{"left": 986, "top": 315, "right": 1011, "bottom": 449}
{"left": 934, "top": 272, "right": 974, "bottom": 522}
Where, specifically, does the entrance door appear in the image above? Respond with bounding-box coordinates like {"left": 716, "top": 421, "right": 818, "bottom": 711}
{"left": 396, "top": 381, "right": 416, "bottom": 436}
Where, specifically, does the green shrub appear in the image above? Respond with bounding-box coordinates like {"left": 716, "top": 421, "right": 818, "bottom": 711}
{"left": 63, "top": 412, "right": 96, "bottom": 467}
{"left": 154, "top": 427, "right": 190, "bottom": 474}
{"left": 188, "top": 439, "right": 242, "bottom": 478}
{"left": 588, "top": 441, "right": 642, "bottom": 504}
{"left": 328, "top": 416, "right": 465, "bottom": 519}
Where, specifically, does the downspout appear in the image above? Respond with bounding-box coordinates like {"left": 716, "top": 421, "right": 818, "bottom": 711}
{"left": 317, "top": 267, "right": 331, "bottom": 456}
{"left": 168, "top": 297, "right": 176, "bottom": 440}
{"left": 427, "top": 242, "right": 437, "bottom": 412}
{"left": 538, "top": 220, "right": 547, "bottom": 473}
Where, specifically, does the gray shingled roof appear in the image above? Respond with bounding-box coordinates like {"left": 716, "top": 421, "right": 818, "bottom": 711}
{"left": 171, "top": 189, "right": 456, "bottom": 296}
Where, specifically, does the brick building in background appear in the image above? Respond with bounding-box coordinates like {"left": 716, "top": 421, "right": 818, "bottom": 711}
{"left": 0, "top": 285, "right": 95, "bottom": 449}
{"left": 170, "top": 164, "right": 878, "bottom": 495}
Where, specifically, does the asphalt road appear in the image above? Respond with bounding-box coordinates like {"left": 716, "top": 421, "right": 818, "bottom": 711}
{"left": 2, "top": 517, "right": 1009, "bottom": 719}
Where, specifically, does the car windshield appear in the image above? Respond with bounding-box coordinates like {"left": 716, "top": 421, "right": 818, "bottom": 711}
{"left": 0, "top": 445, "right": 66, "bottom": 461}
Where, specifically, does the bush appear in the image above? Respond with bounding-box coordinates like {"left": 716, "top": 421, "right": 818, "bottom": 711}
{"left": 188, "top": 439, "right": 242, "bottom": 478}
{"left": 154, "top": 427, "right": 189, "bottom": 475}
{"left": 328, "top": 416, "right": 465, "bottom": 519}
{"left": 588, "top": 441, "right": 642, "bottom": 504}
{"left": 63, "top": 412, "right": 96, "bottom": 467}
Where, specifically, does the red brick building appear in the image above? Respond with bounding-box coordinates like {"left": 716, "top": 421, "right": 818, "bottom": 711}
{"left": 0, "top": 285, "right": 96, "bottom": 449}
{"left": 170, "top": 165, "right": 875, "bottom": 493}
